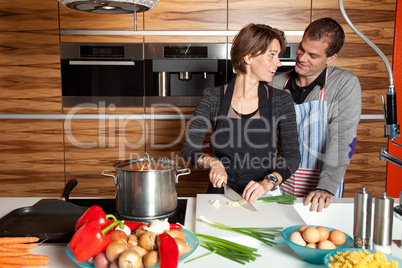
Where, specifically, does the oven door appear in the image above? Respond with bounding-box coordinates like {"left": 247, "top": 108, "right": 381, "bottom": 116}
{"left": 61, "top": 59, "right": 144, "bottom": 107}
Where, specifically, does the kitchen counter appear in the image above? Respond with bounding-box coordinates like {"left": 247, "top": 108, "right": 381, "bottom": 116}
{"left": 0, "top": 197, "right": 401, "bottom": 267}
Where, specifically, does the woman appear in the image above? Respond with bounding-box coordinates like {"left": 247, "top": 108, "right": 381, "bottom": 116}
{"left": 182, "top": 23, "right": 300, "bottom": 203}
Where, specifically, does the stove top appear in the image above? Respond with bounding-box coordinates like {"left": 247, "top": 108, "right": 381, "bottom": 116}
{"left": 65, "top": 198, "right": 187, "bottom": 225}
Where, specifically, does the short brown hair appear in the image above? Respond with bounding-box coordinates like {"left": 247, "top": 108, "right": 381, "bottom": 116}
{"left": 230, "top": 23, "right": 286, "bottom": 74}
{"left": 304, "top": 17, "right": 345, "bottom": 57}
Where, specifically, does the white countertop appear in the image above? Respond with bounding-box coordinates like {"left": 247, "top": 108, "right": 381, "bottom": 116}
{"left": 0, "top": 197, "right": 401, "bottom": 267}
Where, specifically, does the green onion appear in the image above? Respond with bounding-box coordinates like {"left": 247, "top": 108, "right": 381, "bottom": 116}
{"left": 255, "top": 194, "right": 296, "bottom": 204}
{"left": 199, "top": 215, "right": 282, "bottom": 247}
{"left": 185, "top": 233, "right": 261, "bottom": 265}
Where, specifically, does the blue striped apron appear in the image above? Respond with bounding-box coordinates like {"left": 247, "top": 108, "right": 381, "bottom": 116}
{"left": 280, "top": 70, "right": 344, "bottom": 198}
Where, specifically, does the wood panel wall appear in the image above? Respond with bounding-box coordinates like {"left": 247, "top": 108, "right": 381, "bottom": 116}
{"left": 312, "top": 0, "right": 397, "bottom": 196}
{"left": 0, "top": 0, "right": 61, "bottom": 114}
{"left": 0, "top": 0, "right": 397, "bottom": 199}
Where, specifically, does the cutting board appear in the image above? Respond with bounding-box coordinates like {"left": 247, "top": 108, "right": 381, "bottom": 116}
{"left": 195, "top": 194, "right": 306, "bottom": 242}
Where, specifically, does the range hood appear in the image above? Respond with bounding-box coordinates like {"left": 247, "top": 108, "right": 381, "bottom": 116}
{"left": 58, "top": 0, "right": 160, "bottom": 14}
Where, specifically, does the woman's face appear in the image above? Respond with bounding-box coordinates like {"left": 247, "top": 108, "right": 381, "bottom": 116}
{"left": 247, "top": 39, "right": 282, "bottom": 82}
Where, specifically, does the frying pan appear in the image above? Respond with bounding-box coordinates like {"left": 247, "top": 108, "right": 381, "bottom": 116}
{"left": 0, "top": 178, "right": 88, "bottom": 242}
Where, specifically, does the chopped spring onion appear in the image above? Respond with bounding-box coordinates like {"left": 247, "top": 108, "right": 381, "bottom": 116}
{"left": 255, "top": 194, "right": 296, "bottom": 204}
{"left": 185, "top": 233, "right": 261, "bottom": 265}
{"left": 199, "top": 215, "right": 282, "bottom": 247}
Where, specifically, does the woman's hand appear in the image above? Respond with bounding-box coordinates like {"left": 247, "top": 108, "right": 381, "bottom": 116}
{"left": 208, "top": 159, "right": 227, "bottom": 188}
{"left": 242, "top": 173, "right": 282, "bottom": 203}
{"left": 198, "top": 155, "right": 227, "bottom": 187}
{"left": 242, "top": 180, "right": 272, "bottom": 204}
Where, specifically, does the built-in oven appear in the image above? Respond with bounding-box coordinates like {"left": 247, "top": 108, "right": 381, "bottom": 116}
{"left": 60, "top": 43, "right": 144, "bottom": 107}
{"left": 59, "top": 42, "right": 297, "bottom": 108}
{"left": 275, "top": 43, "right": 298, "bottom": 75}
{"left": 144, "top": 43, "right": 233, "bottom": 107}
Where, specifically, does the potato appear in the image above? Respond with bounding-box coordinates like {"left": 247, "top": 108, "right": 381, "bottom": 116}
{"left": 93, "top": 252, "right": 110, "bottom": 268}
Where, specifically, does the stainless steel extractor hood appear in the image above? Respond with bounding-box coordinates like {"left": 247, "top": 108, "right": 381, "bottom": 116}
{"left": 58, "top": 0, "right": 160, "bottom": 14}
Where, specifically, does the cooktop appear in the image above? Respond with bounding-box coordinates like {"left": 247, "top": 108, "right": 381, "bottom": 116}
{"left": 64, "top": 198, "right": 187, "bottom": 225}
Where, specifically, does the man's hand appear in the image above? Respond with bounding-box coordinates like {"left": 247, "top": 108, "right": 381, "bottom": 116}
{"left": 303, "top": 190, "right": 333, "bottom": 212}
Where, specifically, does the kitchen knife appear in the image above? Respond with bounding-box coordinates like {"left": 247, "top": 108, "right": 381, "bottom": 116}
{"left": 224, "top": 184, "right": 257, "bottom": 212}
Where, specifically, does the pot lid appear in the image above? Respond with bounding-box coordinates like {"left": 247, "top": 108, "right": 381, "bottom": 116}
{"left": 58, "top": 0, "right": 160, "bottom": 14}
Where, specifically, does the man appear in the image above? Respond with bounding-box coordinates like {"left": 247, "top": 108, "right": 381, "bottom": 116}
{"left": 271, "top": 17, "right": 361, "bottom": 212}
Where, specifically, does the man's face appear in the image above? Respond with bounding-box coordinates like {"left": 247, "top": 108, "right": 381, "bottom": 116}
{"left": 295, "top": 35, "right": 336, "bottom": 79}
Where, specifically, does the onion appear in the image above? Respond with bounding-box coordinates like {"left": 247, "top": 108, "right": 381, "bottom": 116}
{"left": 127, "top": 234, "right": 138, "bottom": 247}
{"left": 105, "top": 241, "right": 129, "bottom": 262}
{"left": 109, "top": 229, "right": 128, "bottom": 243}
{"left": 135, "top": 224, "right": 149, "bottom": 238}
{"left": 174, "top": 237, "right": 192, "bottom": 258}
{"left": 138, "top": 231, "right": 157, "bottom": 251}
{"left": 167, "top": 229, "right": 186, "bottom": 240}
{"left": 143, "top": 250, "right": 159, "bottom": 268}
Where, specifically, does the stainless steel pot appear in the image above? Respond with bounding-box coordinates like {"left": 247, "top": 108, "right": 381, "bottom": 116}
{"left": 101, "top": 153, "right": 190, "bottom": 221}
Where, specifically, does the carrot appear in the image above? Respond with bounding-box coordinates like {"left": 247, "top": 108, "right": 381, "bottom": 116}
{"left": 0, "top": 262, "right": 21, "bottom": 268}
{"left": 1, "top": 243, "right": 39, "bottom": 250}
{"left": 0, "top": 255, "right": 49, "bottom": 266}
{"left": 0, "top": 237, "right": 39, "bottom": 245}
{"left": 0, "top": 252, "right": 28, "bottom": 257}
{"left": 0, "top": 247, "right": 27, "bottom": 253}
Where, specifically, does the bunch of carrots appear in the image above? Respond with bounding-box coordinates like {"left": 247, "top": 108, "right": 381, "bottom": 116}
{"left": 0, "top": 237, "right": 49, "bottom": 268}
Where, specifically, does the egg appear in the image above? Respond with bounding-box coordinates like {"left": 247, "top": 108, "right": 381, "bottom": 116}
{"left": 297, "top": 225, "right": 308, "bottom": 233}
{"left": 329, "top": 229, "right": 346, "bottom": 246}
{"left": 289, "top": 231, "right": 306, "bottom": 246}
{"left": 317, "top": 240, "right": 336, "bottom": 250}
{"left": 302, "top": 227, "right": 320, "bottom": 243}
{"left": 316, "top": 226, "right": 329, "bottom": 242}
{"left": 305, "top": 243, "right": 317, "bottom": 248}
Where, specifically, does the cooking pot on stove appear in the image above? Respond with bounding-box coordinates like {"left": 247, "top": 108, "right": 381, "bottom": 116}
{"left": 101, "top": 153, "right": 191, "bottom": 221}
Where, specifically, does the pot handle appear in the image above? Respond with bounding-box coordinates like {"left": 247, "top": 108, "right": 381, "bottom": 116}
{"left": 101, "top": 170, "right": 117, "bottom": 185}
{"left": 175, "top": 168, "right": 191, "bottom": 183}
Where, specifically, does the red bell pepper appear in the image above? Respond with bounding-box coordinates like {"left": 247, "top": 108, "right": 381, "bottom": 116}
{"left": 75, "top": 205, "right": 114, "bottom": 231}
{"left": 158, "top": 232, "right": 179, "bottom": 268}
{"left": 123, "top": 220, "right": 145, "bottom": 232}
{"left": 169, "top": 223, "right": 183, "bottom": 231}
{"left": 69, "top": 219, "right": 123, "bottom": 262}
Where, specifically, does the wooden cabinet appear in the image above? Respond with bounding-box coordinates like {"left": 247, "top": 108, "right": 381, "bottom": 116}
{"left": 0, "top": 0, "right": 61, "bottom": 114}
{"left": 64, "top": 118, "right": 146, "bottom": 197}
{"left": 344, "top": 120, "right": 388, "bottom": 196}
{"left": 228, "top": 0, "right": 311, "bottom": 31}
{"left": 0, "top": 120, "right": 65, "bottom": 197}
{"left": 313, "top": 0, "right": 396, "bottom": 115}
{"left": 58, "top": 3, "right": 144, "bottom": 43}
{"left": 144, "top": 0, "right": 227, "bottom": 31}
{"left": 145, "top": 112, "right": 214, "bottom": 196}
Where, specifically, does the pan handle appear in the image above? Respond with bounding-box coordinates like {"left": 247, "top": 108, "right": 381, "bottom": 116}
{"left": 175, "top": 168, "right": 191, "bottom": 183}
{"left": 59, "top": 178, "right": 78, "bottom": 202}
{"left": 101, "top": 170, "right": 117, "bottom": 185}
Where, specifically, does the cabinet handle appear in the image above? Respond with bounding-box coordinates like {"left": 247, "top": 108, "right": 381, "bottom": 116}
{"left": 69, "top": 60, "right": 135, "bottom": 66}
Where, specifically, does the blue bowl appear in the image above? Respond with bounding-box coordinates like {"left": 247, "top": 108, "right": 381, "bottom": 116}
{"left": 324, "top": 248, "right": 402, "bottom": 267}
{"left": 282, "top": 225, "right": 353, "bottom": 264}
